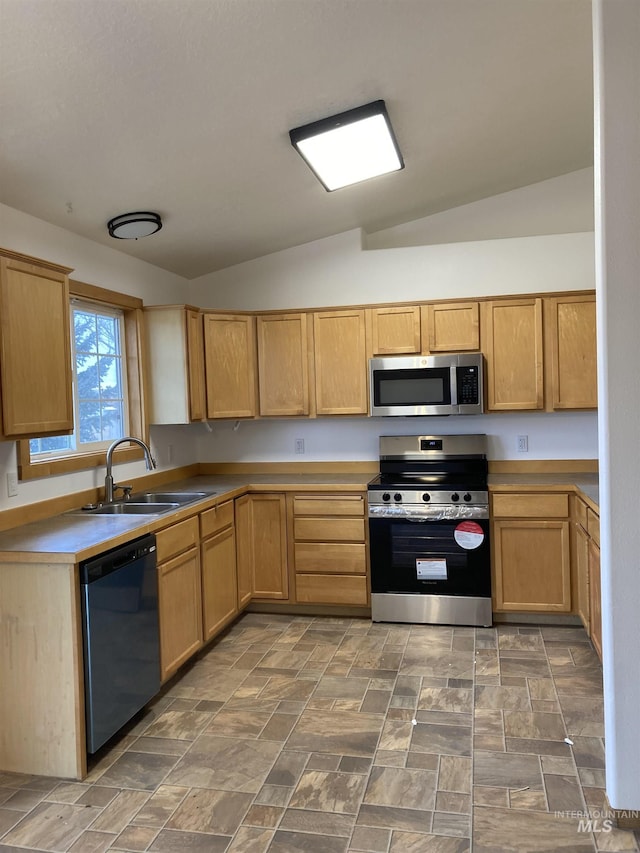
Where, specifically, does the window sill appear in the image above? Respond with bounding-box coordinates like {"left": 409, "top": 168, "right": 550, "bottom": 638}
{"left": 17, "top": 444, "right": 145, "bottom": 482}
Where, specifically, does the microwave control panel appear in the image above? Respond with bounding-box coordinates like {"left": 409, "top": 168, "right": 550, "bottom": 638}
{"left": 457, "top": 366, "right": 480, "bottom": 405}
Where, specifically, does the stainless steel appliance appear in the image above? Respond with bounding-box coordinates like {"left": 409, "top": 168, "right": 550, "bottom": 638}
{"left": 369, "top": 352, "right": 483, "bottom": 417}
{"left": 80, "top": 534, "right": 160, "bottom": 753}
{"left": 369, "top": 434, "right": 491, "bottom": 627}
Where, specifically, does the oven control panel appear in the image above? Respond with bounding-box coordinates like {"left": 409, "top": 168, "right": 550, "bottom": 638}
{"left": 368, "top": 489, "right": 488, "bottom": 507}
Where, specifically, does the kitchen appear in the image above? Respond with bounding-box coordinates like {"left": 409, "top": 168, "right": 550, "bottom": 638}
{"left": 0, "top": 0, "right": 639, "bottom": 850}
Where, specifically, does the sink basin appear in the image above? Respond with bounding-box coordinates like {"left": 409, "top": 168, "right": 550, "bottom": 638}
{"left": 132, "top": 491, "right": 215, "bottom": 504}
{"left": 84, "top": 502, "right": 180, "bottom": 515}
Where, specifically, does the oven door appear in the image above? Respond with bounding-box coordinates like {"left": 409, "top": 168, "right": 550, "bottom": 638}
{"left": 369, "top": 513, "right": 491, "bottom": 598}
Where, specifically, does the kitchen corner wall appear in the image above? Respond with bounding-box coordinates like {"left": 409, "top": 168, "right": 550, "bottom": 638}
{"left": 0, "top": 169, "right": 597, "bottom": 512}
{"left": 188, "top": 170, "right": 597, "bottom": 465}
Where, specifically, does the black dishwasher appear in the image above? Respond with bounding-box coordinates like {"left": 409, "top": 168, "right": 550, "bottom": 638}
{"left": 80, "top": 533, "right": 160, "bottom": 753}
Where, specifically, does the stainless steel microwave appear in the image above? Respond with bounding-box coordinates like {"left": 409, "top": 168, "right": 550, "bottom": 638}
{"left": 369, "top": 353, "right": 484, "bottom": 417}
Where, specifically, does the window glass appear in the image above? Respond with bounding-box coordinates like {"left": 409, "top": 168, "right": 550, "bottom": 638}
{"left": 30, "top": 301, "right": 128, "bottom": 459}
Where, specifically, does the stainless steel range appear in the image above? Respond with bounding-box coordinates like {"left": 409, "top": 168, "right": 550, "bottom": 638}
{"left": 368, "top": 434, "right": 491, "bottom": 627}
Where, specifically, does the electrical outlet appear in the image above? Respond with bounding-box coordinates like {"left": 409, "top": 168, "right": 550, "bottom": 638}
{"left": 295, "top": 438, "right": 305, "bottom": 454}
{"left": 517, "top": 435, "right": 529, "bottom": 453}
{"left": 6, "top": 472, "right": 18, "bottom": 497}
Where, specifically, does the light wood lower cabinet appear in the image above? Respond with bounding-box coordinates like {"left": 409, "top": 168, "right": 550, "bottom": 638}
{"left": 156, "top": 517, "right": 203, "bottom": 682}
{"left": 200, "top": 501, "right": 238, "bottom": 640}
{"left": 570, "top": 496, "right": 602, "bottom": 659}
{"left": 290, "top": 493, "right": 369, "bottom": 606}
{"left": 491, "top": 491, "right": 571, "bottom": 612}
{"left": 235, "top": 493, "right": 288, "bottom": 600}
{"left": 588, "top": 537, "right": 602, "bottom": 660}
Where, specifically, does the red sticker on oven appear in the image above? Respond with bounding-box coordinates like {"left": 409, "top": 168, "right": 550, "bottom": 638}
{"left": 454, "top": 521, "right": 484, "bottom": 550}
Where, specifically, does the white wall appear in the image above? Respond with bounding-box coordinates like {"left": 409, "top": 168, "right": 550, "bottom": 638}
{"left": 188, "top": 183, "right": 597, "bottom": 465}
{"left": 0, "top": 168, "right": 598, "bottom": 512}
{"left": 189, "top": 228, "right": 594, "bottom": 312}
{"left": 593, "top": 0, "right": 640, "bottom": 811}
{"left": 366, "top": 168, "right": 594, "bottom": 249}
{"left": 197, "top": 412, "right": 597, "bottom": 464}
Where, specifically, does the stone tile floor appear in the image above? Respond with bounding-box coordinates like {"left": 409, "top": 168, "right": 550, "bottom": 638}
{"left": 0, "top": 613, "right": 638, "bottom": 852}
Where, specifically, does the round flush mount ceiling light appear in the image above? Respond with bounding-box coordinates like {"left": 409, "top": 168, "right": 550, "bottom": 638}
{"left": 107, "top": 211, "right": 162, "bottom": 239}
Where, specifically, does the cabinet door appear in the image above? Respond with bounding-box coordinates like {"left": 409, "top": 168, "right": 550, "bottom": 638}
{"left": 146, "top": 307, "right": 205, "bottom": 424}
{"left": 482, "top": 298, "right": 544, "bottom": 410}
{"left": 0, "top": 255, "right": 73, "bottom": 437}
{"left": 588, "top": 539, "right": 602, "bottom": 660}
{"left": 545, "top": 293, "right": 597, "bottom": 410}
{"left": 574, "top": 521, "right": 590, "bottom": 632}
{"left": 235, "top": 495, "right": 253, "bottom": 610}
{"left": 204, "top": 313, "right": 257, "bottom": 418}
{"left": 235, "top": 493, "right": 288, "bottom": 599}
{"left": 313, "top": 309, "right": 368, "bottom": 415}
{"left": 257, "top": 313, "right": 310, "bottom": 416}
{"left": 201, "top": 526, "right": 237, "bottom": 641}
{"left": 422, "top": 302, "right": 479, "bottom": 353}
{"left": 493, "top": 520, "right": 571, "bottom": 611}
{"left": 368, "top": 306, "right": 421, "bottom": 355}
{"left": 158, "top": 548, "right": 203, "bottom": 681}
{"left": 186, "top": 309, "right": 206, "bottom": 421}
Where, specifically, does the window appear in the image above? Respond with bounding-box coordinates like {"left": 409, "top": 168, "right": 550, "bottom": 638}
{"left": 29, "top": 301, "right": 129, "bottom": 459}
{"left": 18, "top": 280, "right": 147, "bottom": 480}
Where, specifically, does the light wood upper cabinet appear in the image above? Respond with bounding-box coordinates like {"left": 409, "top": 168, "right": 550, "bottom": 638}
{"left": 0, "top": 250, "right": 73, "bottom": 438}
{"left": 544, "top": 293, "right": 597, "bottom": 411}
{"left": 481, "top": 298, "right": 544, "bottom": 411}
{"left": 145, "top": 306, "right": 206, "bottom": 424}
{"left": 422, "top": 302, "right": 480, "bottom": 353}
{"left": 203, "top": 313, "right": 257, "bottom": 419}
{"left": 235, "top": 493, "right": 288, "bottom": 600}
{"left": 367, "top": 305, "right": 421, "bottom": 355}
{"left": 313, "top": 309, "right": 368, "bottom": 415}
{"left": 257, "top": 313, "right": 310, "bottom": 416}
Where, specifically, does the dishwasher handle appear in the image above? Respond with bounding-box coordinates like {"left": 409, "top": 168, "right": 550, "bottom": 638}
{"left": 80, "top": 534, "right": 156, "bottom": 584}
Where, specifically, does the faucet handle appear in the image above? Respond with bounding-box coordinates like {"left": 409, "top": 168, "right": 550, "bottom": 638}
{"left": 116, "top": 484, "right": 133, "bottom": 500}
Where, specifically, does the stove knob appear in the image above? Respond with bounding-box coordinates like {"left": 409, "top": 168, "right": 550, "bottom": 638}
{"left": 382, "top": 493, "right": 391, "bottom": 502}
{"left": 422, "top": 493, "right": 431, "bottom": 502}
{"left": 394, "top": 493, "right": 403, "bottom": 502}
{"left": 451, "top": 492, "right": 460, "bottom": 502}
{"left": 463, "top": 492, "right": 472, "bottom": 502}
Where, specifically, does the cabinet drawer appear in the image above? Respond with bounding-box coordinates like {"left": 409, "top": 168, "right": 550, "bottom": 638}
{"left": 573, "top": 496, "right": 588, "bottom": 531}
{"left": 293, "top": 495, "right": 365, "bottom": 517}
{"left": 295, "top": 573, "right": 368, "bottom": 606}
{"left": 200, "top": 500, "right": 234, "bottom": 539}
{"left": 295, "top": 542, "right": 367, "bottom": 574}
{"left": 587, "top": 508, "right": 600, "bottom": 546}
{"left": 492, "top": 492, "right": 569, "bottom": 519}
{"left": 294, "top": 517, "right": 365, "bottom": 542}
{"left": 156, "top": 516, "right": 199, "bottom": 562}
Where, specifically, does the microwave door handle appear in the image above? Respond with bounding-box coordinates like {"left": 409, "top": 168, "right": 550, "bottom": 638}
{"left": 450, "top": 363, "right": 458, "bottom": 406}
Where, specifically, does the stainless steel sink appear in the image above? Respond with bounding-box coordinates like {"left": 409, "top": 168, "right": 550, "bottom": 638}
{"left": 132, "top": 491, "right": 215, "bottom": 504}
{"left": 83, "top": 502, "right": 180, "bottom": 515}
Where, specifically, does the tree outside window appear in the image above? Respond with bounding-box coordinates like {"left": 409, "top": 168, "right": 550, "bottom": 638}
{"left": 30, "top": 302, "right": 128, "bottom": 459}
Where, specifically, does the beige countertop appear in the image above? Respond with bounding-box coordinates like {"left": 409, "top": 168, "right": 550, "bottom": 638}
{"left": 489, "top": 472, "right": 599, "bottom": 509}
{"left": 0, "top": 473, "right": 372, "bottom": 564}
{"left": 0, "top": 470, "right": 599, "bottom": 565}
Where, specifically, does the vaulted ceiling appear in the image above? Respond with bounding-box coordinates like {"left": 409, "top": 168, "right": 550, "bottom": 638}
{"left": 0, "top": 0, "right": 594, "bottom": 279}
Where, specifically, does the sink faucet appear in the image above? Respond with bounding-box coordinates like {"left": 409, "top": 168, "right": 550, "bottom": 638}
{"left": 104, "top": 437, "right": 156, "bottom": 503}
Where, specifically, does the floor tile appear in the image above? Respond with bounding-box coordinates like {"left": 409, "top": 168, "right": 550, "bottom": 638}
{"left": 2, "top": 615, "right": 636, "bottom": 853}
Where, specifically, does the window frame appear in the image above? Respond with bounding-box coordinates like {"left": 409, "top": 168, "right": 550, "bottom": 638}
{"left": 17, "top": 280, "right": 149, "bottom": 481}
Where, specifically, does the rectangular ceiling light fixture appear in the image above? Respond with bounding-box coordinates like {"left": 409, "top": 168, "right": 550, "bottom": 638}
{"left": 289, "top": 99, "right": 404, "bottom": 191}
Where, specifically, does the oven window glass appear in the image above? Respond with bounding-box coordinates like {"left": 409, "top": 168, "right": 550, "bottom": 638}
{"left": 374, "top": 368, "right": 451, "bottom": 406}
